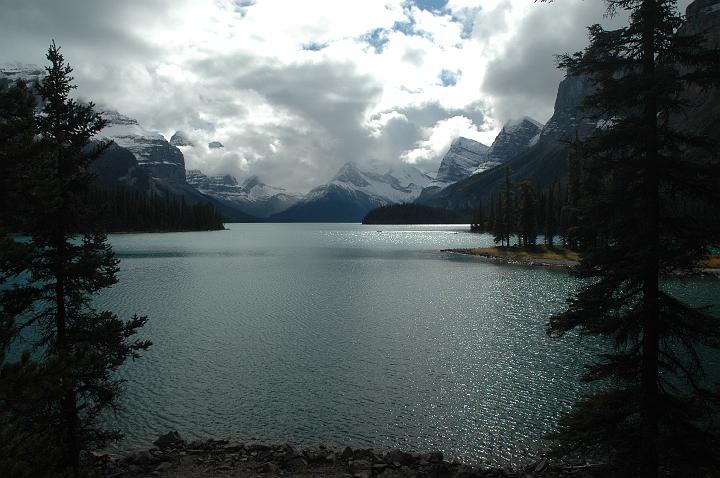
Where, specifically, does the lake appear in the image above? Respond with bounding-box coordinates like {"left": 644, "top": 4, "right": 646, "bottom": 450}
{"left": 95, "top": 223, "right": 718, "bottom": 465}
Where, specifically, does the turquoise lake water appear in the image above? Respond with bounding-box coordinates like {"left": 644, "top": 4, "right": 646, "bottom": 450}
{"left": 92, "top": 223, "right": 719, "bottom": 465}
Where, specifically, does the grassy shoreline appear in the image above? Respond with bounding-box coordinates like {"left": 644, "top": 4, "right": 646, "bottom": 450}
{"left": 441, "top": 246, "right": 580, "bottom": 270}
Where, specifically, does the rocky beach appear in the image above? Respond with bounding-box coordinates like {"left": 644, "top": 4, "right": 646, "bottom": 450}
{"left": 91, "top": 432, "right": 604, "bottom": 478}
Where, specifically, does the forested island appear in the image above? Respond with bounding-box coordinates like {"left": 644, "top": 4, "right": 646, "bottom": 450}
{"left": 362, "top": 203, "right": 471, "bottom": 224}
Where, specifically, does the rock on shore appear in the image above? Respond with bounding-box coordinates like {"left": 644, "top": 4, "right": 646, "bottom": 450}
{"left": 88, "top": 432, "right": 606, "bottom": 478}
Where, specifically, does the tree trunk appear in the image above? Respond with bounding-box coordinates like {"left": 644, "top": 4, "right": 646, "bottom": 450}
{"left": 54, "top": 162, "right": 80, "bottom": 476}
{"left": 640, "top": 1, "right": 660, "bottom": 477}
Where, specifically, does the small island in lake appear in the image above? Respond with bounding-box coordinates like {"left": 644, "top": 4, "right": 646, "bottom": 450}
{"left": 362, "top": 203, "right": 471, "bottom": 224}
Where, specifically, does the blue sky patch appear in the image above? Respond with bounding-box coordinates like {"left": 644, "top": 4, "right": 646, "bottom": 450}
{"left": 439, "top": 69, "right": 460, "bottom": 86}
{"left": 411, "top": 0, "right": 448, "bottom": 12}
{"left": 363, "top": 28, "right": 390, "bottom": 53}
{"left": 301, "top": 42, "right": 328, "bottom": 51}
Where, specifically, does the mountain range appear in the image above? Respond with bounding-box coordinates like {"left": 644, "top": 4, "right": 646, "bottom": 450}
{"left": 415, "top": 0, "right": 719, "bottom": 212}
{"left": 270, "top": 163, "right": 432, "bottom": 222}
{"left": 186, "top": 170, "right": 302, "bottom": 218}
{"left": 3, "top": 1, "right": 717, "bottom": 224}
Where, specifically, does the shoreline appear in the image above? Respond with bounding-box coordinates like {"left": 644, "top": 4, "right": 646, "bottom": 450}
{"left": 442, "top": 247, "right": 720, "bottom": 277}
{"left": 441, "top": 247, "right": 579, "bottom": 271}
{"left": 91, "top": 432, "right": 602, "bottom": 478}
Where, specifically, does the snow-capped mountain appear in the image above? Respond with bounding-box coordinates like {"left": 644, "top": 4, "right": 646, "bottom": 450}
{"left": 98, "top": 111, "right": 186, "bottom": 183}
{"left": 170, "top": 130, "right": 193, "bottom": 147}
{"left": 270, "top": 162, "right": 432, "bottom": 222}
{"left": 186, "top": 170, "right": 302, "bottom": 218}
{"left": 482, "top": 117, "right": 543, "bottom": 169}
{"left": 416, "top": 137, "right": 489, "bottom": 204}
{"left": 435, "top": 137, "right": 490, "bottom": 184}
{"left": 418, "top": 75, "right": 597, "bottom": 211}
{"left": 416, "top": 119, "right": 544, "bottom": 205}
{"left": 0, "top": 63, "right": 44, "bottom": 88}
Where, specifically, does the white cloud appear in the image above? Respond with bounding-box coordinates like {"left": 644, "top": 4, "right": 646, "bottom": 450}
{"left": 401, "top": 115, "right": 490, "bottom": 166}
{"left": 1, "top": 0, "right": 674, "bottom": 190}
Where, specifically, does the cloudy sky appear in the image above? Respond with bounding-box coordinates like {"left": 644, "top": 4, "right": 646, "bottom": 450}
{"left": 0, "top": 0, "right": 693, "bottom": 191}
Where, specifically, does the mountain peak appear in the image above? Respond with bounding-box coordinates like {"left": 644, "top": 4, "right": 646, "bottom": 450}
{"left": 98, "top": 111, "right": 186, "bottom": 183}
{"left": 505, "top": 116, "right": 543, "bottom": 130}
{"left": 332, "top": 162, "right": 369, "bottom": 187}
{"left": 186, "top": 169, "right": 301, "bottom": 218}
{"left": 485, "top": 117, "right": 544, "bottom": 165}
{"left": 241, "top": 174, "right": 264, "bottom": 189}
{"left": 170, "top": 130, "right": 193, "bottom": 147}
{"left": 434, "top": 137, "right": 490, "bottom": 184}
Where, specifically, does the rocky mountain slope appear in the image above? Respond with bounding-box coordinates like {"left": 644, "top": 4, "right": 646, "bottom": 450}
{"left": 434, "top": 137, "right": 490, "bottom": 183}
{"left": 270, "top": 162, "right": 432, "bottom": 222}
{"left": 485, "top": 117, "right": 543, "bottom": 165}
{"left": 169, "top": 130, "right": 193, "bottom": 147}
{"left": 418, "top": 74, "right": 595, "bottom": 210}
{"left": 186, "top": 170, "right": 302, "bottom": 218}
{"left": 415, "top": 138, "right": 488, "bottom": 204}
{"left": 677, "top": 0, "right": 720, "bottom": 140}
{"left": 0, "top": 62, "right": 44, "bottom": 89}
{"left": 0, "top": 65, "right": 257, "bottom": 223}
{"left": 94, "top": 113, "right": 256, "bottom": 221}
{"left": 419, "top": 1, "right": 719, "bottom": 211}
{"left": 99, "top": 111, "right": 186, "bottom": 183}
{"left": 417, "top": 118, "right": 543, "bottom": 204}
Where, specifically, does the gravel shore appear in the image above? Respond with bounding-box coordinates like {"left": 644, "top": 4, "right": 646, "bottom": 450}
{"left": 89, "top": 432, "right": 605, "bottom": 478}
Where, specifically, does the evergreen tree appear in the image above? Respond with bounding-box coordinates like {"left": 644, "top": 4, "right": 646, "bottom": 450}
{"left": 0, "top": 43, "right": 150, "bottom": 476}
{"left": 546, "top": 2, "right": 720, "bottom": 476}
{"left": 471, "top": 198, "right": 484, "bottom": 231}
{"left": 502, "top": 167, "right": 514, "bottom": 246}
{"left": 545, "top": 180, "right": 557, "bottom": 246}
{"left": 488, "top": 194, "right": 496, "bottom": 234}
{"left": 562, "top": 140, "right": 582, "bottom": 249}
{"left": 492, "top": 192, "right": 506, "bottom": 246}
{"left": 518, "top": 182, "right": 537, "bottom": 246}
{"left": 536, "top": 189, "right": 546, "bottom": 245}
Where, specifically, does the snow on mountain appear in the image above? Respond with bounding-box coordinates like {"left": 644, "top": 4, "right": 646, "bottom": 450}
{"left": 271, "top": 162, "right": 432, "bottom": 222}
{"left": 434, "top": 137, "right": 490, "bottom": 184}
{"left": 98, "top": 111, "right": 186, "bottom": 183}
{"left": 415, "top": 137, "right": 489, "bottom": 203}
{"left": 485, "top": 117, "right": 543, "bottom": 164}
{"left": 186, "top": 170, "right": 302, "bottom": 218}
{"left": 0, "top": 63, "right": 44, "bottom": 87}
{"left": 416, "top": 120, "right": 543, "bottom": 204}
{"left": 170, "top": 130, "right": 193, "bottom": 147}
{"left": 321, "top": 162, "right": 432, "bottom": 203}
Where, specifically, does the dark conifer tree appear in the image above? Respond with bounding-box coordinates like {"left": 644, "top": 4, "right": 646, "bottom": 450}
{"left": 0, "top": 43, "right": 150, "bottom": 477}
{"left": 0, "top": 77, "right": 56, "bottom": 478}
{"left": 536, "top": 189, "right": 546, "bottom": 244}
{"left": 488, "top": 194, "right": 496, "bottom": 234}
{"left": 545, "top": 180, "right": 557, "bottom": 246}
{"left": 471, "top": 198, "right": 484, "bottom": 231}
{"left": 518, "top": 182, "right": 537, "bottom": 246}
{"left": 545, "top": 2, "right": 720, "bottom": 476}
{"left": 562, "top": 141, "right": 582, "bottom": 249}
{"left": 493, "top": 192, "right": 506, "bottom": 246}
{"left": 502, "top": 167, "right": 514, "bottom": 246}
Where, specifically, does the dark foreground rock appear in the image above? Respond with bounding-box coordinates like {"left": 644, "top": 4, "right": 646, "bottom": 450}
{"left": 88, "top": 432, "right": 607, "bottom": 478}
